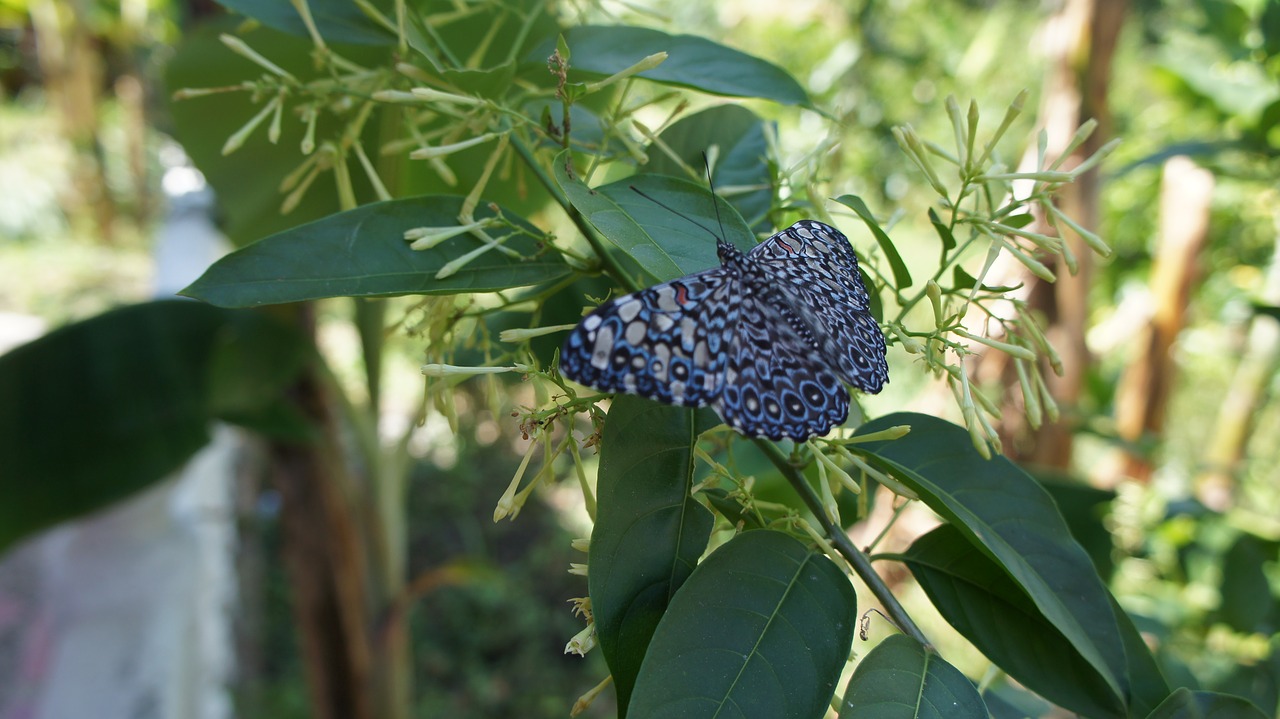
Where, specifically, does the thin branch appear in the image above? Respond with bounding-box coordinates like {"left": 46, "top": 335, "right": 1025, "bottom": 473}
{"left": 752, "top": 438, "right": 931, "bottom": 648}
{"left": 508, "top": 135, "right": 641, "bottom": 293}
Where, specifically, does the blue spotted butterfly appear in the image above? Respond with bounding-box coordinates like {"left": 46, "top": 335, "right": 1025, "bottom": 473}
{"left": 560, "top": 220, "right": 888, "bottom": 441}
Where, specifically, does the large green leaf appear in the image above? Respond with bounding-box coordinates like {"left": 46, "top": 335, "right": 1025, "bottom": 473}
{"left": 839, "top": 634, "right": 987, "bottom": 719}
{"left": 589, "top": 396, "right": 716, "bottom": 714}
{"left": 555, "top": 154, "right": 753, "bottom": 284}
{"left": 0, "top": 301, "right": 310, "bottom": 553}
{"left": 181, "top": 196, "right": 568, "bottom": 307}
{"left": 646, "top": 105, "right": 775, "bottom": 232}
{"left": 524, "top": 26, "right": 809, "bottom": 106}
{"left": 853, "top": 412, "right": 1129, "bottom": 710}
{"left": 215, "top": 0, "right": 393, "bottom": 45}
{"left": 902, "top": 525, "right": 1125, "bottom": 718}
{"left": 1217, "top": 533, "right": 1278, "bottom": 633}
{"left": 1144, "top": 688, "right": 1269, "bottom": 719}
{"left": 628, "top": 530, "right": 855, "bottom": 719}
{"left": 165, "top": 21, "right": 390, "bottom": 247}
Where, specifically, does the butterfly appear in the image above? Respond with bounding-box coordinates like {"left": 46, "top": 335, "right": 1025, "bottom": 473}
{"left": 559, "top": 219, "right": 888, "bottom": 441}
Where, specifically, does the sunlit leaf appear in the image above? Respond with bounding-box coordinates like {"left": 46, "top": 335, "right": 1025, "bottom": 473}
{"left": 182, "top": 196, "right": 567, "bottom": 307}
{"left": 525, "top": 26, "right": 810, "bottom": 106}
{"left": 854, "top": 413, "right": 1128, "bottom": 709}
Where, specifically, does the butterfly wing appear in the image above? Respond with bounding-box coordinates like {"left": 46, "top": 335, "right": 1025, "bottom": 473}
{"left": 748, "top": 220, "right": 889, "bottom": 393}
{"left": 711, "top": 287, "right": 850, "bottom": 441}
{"left": 560, "top": 267, "right": 740, "bottom": 407}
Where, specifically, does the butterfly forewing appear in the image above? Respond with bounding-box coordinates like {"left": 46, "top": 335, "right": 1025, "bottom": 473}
{"left": 748, "top": 220, "right": 889, "bottom": 393}
{"left": 559, "top": 267, "right": 740, "bottom": 406}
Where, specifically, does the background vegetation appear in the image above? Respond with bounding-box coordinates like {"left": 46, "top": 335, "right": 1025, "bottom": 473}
{"left": 0, "top": 1, "right": 1277, "bottom": 718}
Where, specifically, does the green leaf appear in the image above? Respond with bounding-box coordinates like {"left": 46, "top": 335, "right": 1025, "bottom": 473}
{"left": 1144, "top": 688, "right": 1270, "bottom": 719}
{"left": 525, "top": 26, "right": 810, "bottom": 106}
{"left": 165, "top": 21, "right": 389, "bottom": 246}
{"left": 215, "top": 0, "right": 393, "bottom": 45}
{"left": 927, "top": 208, "right": 956, "bottom": 252}
{"left": 699, "top": 488, "right": 765, "bottom": 530}
{"left": 590, "top": 396, "right": 715, "bottom": 714}
{"left": 646, "top": 105, "right": 775, "bottom": 232}
{"left": 1252, "top": 304, "right": 1280, "bottom": 322}
{"left": 181, "top": 196, "right": 568, "bottom": 307}
{"left": 1114, "top": 593, "right": 1174, "bottom": 717}
{"left": 951, "top": 266, "right": 1021, "bottom": 293}
{"left": 0, "top": 301, "right": 310, "bottom": 553}
{"left": 839, "top": 634, "right": 987, "bottom": 719}
{"left": 439, "top": 60, "right": 518, "bottom": 100}
{"left": 1213, "top": 636, "right": 1280, "bottom": 717}
{"left": 555, "top": 154, "right": 753, "bottom": 284}
{"left": 902, "top": 525, "right": 1126, "bottom": 718}
{"left": 853, "top": 412, "right": 1128, "bottom": 709}
{"left": 1034, "top": 470, "right": 1116, "bottom": 579}
{"left": 833, "top": 195, "right": 912, "bottom": 289}
{"left": 628, "top": 530, "right": 855, "bottom": 719}
{"left": 1217, "top": 534, "right": 1277, "bottom": 632}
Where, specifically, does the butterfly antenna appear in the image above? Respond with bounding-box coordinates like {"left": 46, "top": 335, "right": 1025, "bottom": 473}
{"left": 629, "top": 185, "right": 723, "bottom": 243}
{"left": 702, "top": 151, "right": 729, "bottom": 248}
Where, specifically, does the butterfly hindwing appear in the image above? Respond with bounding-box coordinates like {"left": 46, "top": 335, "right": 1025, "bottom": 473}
{"left": 749, "top": 220, "right": 889, "bottom": 393}
{"left": 559, "top": 267, "right": 740, "bottom": 407}
{"left": 711, "top": 287, "right": 850, "bottom": 441}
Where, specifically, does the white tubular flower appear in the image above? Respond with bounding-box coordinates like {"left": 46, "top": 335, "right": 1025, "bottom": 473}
{"left": 404, "top": 217, "right": 494, "bottom": 250}
{"left": 582, "top": 52, "right": 667, "bottom": 93}
{"left": 499, "top": 324, "right": 577, "bottom": 343}
{"left": 420, "top": 362, "right": 523, "bottom": 377}
{"left": 564, "top": 622, "right": 597, "bottom": 657}
{"left": 409, "top": 132, "right": 500, "bottom": 160}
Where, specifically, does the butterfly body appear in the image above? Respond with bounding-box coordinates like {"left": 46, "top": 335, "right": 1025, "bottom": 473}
{"left": 560, "top": 220, "right": 888, "bottom": 441}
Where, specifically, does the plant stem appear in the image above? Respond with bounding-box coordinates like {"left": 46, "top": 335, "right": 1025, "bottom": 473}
{"left": 508, "top": 135, "right": 641, "bottom": 293}
{"left": 752, "top": 438, "right": 931, "bottom": 648}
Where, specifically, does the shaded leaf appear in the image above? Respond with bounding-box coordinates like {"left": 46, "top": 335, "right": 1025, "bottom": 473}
{"left": 902, "top": 525, "right": 1126, "bottom": 718}
{"left": 646, "top": 105, "right": 775, "bottom": 232}
{"left": 839, "top": 634, "right": 987, "bottom": 719}
{"left": 525, "top": 26, "right": 810, "bottom": 106}
{"left": 699, "top": 488, "right": 765, "bottom": 530}
{"left": 182, "top": 196, "right": 567, "bottom": 307}
{"left": 854, "top": 413, "right": 1128, "bottom": 709}
{"left": 1252, "top": 304, "right": 1280, "bottom": 323}
{"left": 215, "top": 0, "right": 393, "bottom": 45}
{"left": 1033, "top": 469, "right": 1117, "bottom": 578}
{"left": 951, "top": 266, "right": 1020, "bottom": 293}
{"left": 927, "top": 208, "right": 956, "bottom": 252}
{"left": 833, "top": 195, "right": 912, "bottom": 288}
{"left": 629, "top": 530, "right": 855, "bottom": 719}
{"left": 1145, "top": 688, "right": 1269, "bottom": 719}
{"left": 1217, "top": 534, "right": 1278, "bottom": 632}
{"left": 166, "top": 21, "right": 388, "bottom": 246}
{"left": 554, "top": 153, "right": 753, "bottom": 284}
{"left": 590, "top": 396, "right": 715, "bottom": 713}
{"left": 0, "top": 302, "right": 310, "bottom": 553}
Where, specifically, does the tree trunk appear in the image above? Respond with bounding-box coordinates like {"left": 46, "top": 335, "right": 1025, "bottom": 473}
{"left": 1195, "top": 216, "right": 1280, "bottom": 509}
{"left": 270, "top": 305, "right": 376, "bottom": 719}
{"left": 1111, "top": 157, "right": 1214, "bottom": 483}
{"left": 989, "top": 0, "right": 1128, "bottom": 468}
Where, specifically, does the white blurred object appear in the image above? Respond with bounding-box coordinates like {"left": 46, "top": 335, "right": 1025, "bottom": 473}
{"left": 0, "top": 146, "right": 238, "bottom": 719}
{"left": 0, "top": 426, "right": 239, "bottom": 719}
{"left": 152, "top": 143, "right": 229, "bottom": 299}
